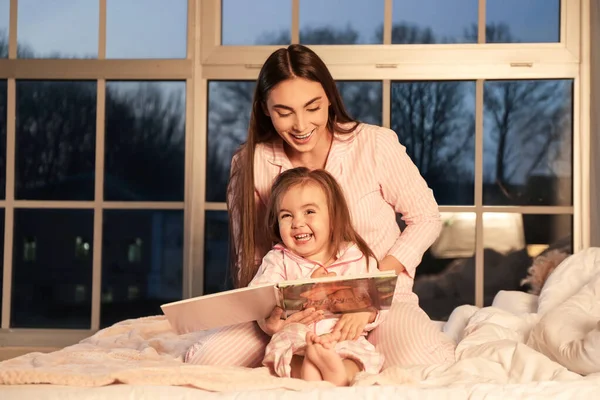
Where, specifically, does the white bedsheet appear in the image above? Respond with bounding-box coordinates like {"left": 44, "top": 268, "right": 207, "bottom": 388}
{"left": 2, "top": 380, "right": 600, "bottom": 400}
{"left": 3, "top": 248, "right": 600, "bottom": 399}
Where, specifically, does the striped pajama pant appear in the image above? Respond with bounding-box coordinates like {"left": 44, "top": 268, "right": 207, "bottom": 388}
{"left": 184, "top": 274, "right": 456, "bottom": 368}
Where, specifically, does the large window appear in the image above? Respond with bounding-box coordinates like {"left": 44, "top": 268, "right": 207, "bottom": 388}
{"left": 0, "top": 0, "right": 589, "bottom": 346}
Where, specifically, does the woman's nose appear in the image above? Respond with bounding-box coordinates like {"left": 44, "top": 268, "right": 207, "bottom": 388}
{"left": 293, "top": 113, "right": 306, "bottom": 132}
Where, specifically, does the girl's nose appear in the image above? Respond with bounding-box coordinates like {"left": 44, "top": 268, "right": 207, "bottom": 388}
{"left": 291, "top": 216, "right": 305, "bottom": 229}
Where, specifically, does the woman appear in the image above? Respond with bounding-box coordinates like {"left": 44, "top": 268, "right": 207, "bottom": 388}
{"left": 185, "top": 44, "right": 455, "bottom": 369}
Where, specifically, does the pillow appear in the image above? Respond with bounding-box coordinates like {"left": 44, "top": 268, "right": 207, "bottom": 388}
{"left": 537, "top": 248, "right": 600, "bottom": 316}
{"left": 492, "top": 290, "right": 538, "bottom": 315}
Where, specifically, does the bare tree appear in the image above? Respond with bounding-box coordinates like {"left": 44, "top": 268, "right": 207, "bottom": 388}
{"left": 467, "top": 24, "right": 573, "bottom": 205}
{"left": 0, "top": 29, "right": 7, "bottom": 58}
{"left": 391, "top": 81, "right": 474, "bottom": 184}
{"left": 105, "top": 82, "right": 185, "bottom": 201}
{"left": 15, "top": 81, "right": 97, "bottom": 199}
{"left": 384, "top": 24, "right": 475, "bottom": 204}
{"left": 206, "top": 81, "right": 255, "bottom": 202}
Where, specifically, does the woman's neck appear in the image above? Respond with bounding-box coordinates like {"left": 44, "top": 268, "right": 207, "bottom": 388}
{"left": 287, "top": 130, "right": 334, "bottom": 170}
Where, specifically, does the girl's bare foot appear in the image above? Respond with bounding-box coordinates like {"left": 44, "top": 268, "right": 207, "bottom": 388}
{"left": 301, "top": 333, "right": 322, "bottom": 381}
{"left": 305, "top": 333, "right": 348, "bottom": 386}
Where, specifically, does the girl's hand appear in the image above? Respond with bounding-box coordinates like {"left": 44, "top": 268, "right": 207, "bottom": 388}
{"left": 314, "top": 331, "right": 341, "bottom": 349}
{"left": 260, "top": 306, "right": 324, "bottom": 336}
{"left": 332, "top": 310, "right": 376, "bottom": 341}
{"left": 310, "top": 267, "right": 337, "bottom": 279}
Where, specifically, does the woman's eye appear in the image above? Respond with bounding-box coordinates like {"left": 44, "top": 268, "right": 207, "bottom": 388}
{"left": 278, "top": 112, "right": 291, "bottom": 118}
{"left": 307, "top": 107, "right": 321, "bottom": 112}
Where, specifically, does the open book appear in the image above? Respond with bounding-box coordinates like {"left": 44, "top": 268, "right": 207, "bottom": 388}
{"left": 161, "top": 270, "right": 397, "bottom": 334}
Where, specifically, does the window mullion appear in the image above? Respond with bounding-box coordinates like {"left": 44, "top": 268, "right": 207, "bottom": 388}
{"left": 383, "top": 0, "right": 392, "bottom": 45}
{"left": 478, "top": 0, "right": 486, "bottom": 44}
{"left": 8, "top": 0, "right": 17, "bottom": 59}
{"left": 474, "top": 79, "right": 484, "bottom": 308}
{"left": 98, "top": 0, "right": 106, "bottom": 59}
{"left": 382, "top": 79, "right": 390, "bottom": 128}
{"left": 292, "top": 0, "right": 299, "bottom": 44}
{"left": 1, "top": 79, "right": 15, "bottom": 330}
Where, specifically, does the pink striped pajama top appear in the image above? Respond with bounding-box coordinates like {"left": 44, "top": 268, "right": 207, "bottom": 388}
{"left": 252, "top": 122, "right": 442, "bottom": 281}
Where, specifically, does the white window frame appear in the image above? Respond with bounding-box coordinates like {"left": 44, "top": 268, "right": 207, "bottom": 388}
{"left": 0, "top": 0, "right": 591, "bottom": 348}
{"left": 200, "top": 0, "right": 581, "bottom": 80}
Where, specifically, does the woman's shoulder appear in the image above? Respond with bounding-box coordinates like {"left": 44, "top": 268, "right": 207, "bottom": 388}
{"left": 336, "top": 122, "right": 399, "bottom": 146}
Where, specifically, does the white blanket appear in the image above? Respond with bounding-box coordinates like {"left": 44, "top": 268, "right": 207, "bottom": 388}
{"left": 2, "top": 248, "right": 600, "bottom": 392}
{"left": 527, "top": 247, "right": 600, "bottom": 375}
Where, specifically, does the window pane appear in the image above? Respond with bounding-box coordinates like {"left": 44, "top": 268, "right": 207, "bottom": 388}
{"left": 17, "top": 0, "right": 98, "bottom": 58}
{"left": 337, "top": 81, "right": 382, "bottom": 126}
{"left": 105, "top": 81, "right": 185, "bottom": 201}
{"left": 483, "top": 213, "right": 571, "bottom": 306}
{"left": 0, "top": 80, "right": 5, "bottom": 199}
{"left": 16, "top": 81, "right": 97, "bottom": 201}
{"left": 11, "top": 209, "right": 93, "bottom": 328}
{"left": 486, "top": 0, "right": 560, "bottom": 43}
{"left": 101, "top": 210, "right": 183, "bottom": 328}
{"left": 205, "top": 211, "right": 232, "bottom": 295}
{"left": 222, "top": 0, "right": 290, "bottom": 45}
{"left": 206, "top": 81, "right": 254, "bottom": 202}
{"left": 413, "top": 212, "right": 475, "bottom": 321}
{"left": 106, "top": 0, "right": 187, "bottom": 58}
{"left": 300, "top": 0, "right": 384, "bottom": 44}
{"left": 391, "top": 81, "right": 475, "bottom": 205}
{"left": 0, "top": 0, "right": 8, "bottom": 58}
{"left": 483, "top": 80, "right": 572, "bottom": 206}
{"left": 392, "top": 0, "right": 477, "bottom": 44}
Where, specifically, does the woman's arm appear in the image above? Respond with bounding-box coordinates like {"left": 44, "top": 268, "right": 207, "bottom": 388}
{"left": 375, "top": 128, "right": 443, "bottom": 278}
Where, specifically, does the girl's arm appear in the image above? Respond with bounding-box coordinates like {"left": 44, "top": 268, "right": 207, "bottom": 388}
{"left": 251, "top": 250, "right": 324, "bottom": 335}
{"left": 375, "top": 128, "right": 443, "bottom": 278}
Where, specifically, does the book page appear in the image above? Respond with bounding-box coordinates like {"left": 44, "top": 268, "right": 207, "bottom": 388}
{"left": 161, "top": 283, "right": 278, "bottom": 334}
{"left": 278, "top": 274, "right": 397, "bottom": 318}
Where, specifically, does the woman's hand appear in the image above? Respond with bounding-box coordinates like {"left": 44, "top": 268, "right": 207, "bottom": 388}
{"left": 331, "top": 310, "right": 377, "bottom": 341}
{"left": 378, "top": 255, "right": 406, "bottom": 275}
{"left": 260, "top": 306, "right": 324, "bottom": 336}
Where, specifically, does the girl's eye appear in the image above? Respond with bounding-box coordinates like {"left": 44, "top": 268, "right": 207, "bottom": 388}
{"left": 280, "top": 214, "right": 291, "bottom": 219}
{"left": 307, "top": 107, "right": 321, "bottom": 112}
{"left": 305, "top": 209, "right": 315, "bottom": 215}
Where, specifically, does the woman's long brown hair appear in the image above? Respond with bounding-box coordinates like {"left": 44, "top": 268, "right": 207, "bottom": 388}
{"left": 227, "top": 44, "right": 360, "bottom": 288}
{"left": 265, "top": 168, "right": 378, "bottom": 268}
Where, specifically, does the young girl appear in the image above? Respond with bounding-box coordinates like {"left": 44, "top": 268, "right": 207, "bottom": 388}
{"left": 249, "top": 167, "right": 386, "bottom": 386}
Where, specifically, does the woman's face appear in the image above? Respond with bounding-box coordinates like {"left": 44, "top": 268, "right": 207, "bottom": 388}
{"left": 264, "top": 77, "right": 330, "bottom": 157}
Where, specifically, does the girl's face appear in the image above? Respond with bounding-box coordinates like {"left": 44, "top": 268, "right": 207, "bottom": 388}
{"left": 277, "top": 182, "right": 333, "bottom": 264}
{"left": 264, "top": 77, "right": 330, "bottom": 158}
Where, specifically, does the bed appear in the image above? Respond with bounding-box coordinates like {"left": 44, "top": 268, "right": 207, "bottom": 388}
{"left": 1, "top": 247, "right": 600, "bottom": 399}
